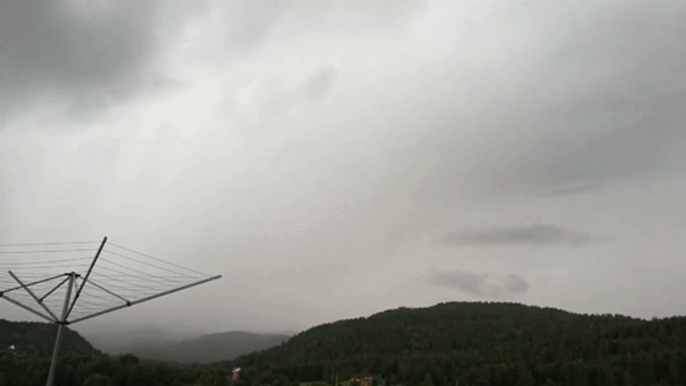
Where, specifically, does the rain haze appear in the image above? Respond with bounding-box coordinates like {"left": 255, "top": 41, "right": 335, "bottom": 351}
{"left": 1, "top": 0, "right": 686, "bottom": 340}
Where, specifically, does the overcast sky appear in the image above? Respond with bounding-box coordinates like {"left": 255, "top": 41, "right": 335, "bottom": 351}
{"left": 1, "top": 0, "right": 686, "bottom": 337}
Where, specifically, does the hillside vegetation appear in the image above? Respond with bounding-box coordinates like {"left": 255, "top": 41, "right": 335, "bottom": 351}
{"left": 0, "top": 319, "right": 101, "bottom": 359}
{"left": 228, "top": 302, "right": 686, "bottom": 386}
{"left": 0, "top": 352, "right": 206, "bottom": 386}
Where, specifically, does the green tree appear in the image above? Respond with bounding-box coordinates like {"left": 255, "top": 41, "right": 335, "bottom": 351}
{"left": 195, "top": 367, "right": 229, "bottom": 386}
{"left": 119, "top": 354, "right": 140, "bottom": 366}
{"left": 603, "top": 368, "right": 617, "bottom": 386}
{"left": 667, "top": 352, "right": 679, "bottom": 382}
{"left": 83, "top": 373, "right": 112, "bottom": 386}
{"left": 622, "top": 369, "right": 633, "bottom": 386}
{"left": 421, "top": 373, "right": 435, "bottom": 386}
{"left": 515, "top": 365, "right": 535, "bottom": 386}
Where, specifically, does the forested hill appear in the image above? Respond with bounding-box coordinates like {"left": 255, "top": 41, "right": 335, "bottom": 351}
{"left": 229, "top": 302, "right": 686, "bottom": 386}
{"left": 0, "top": 319, "right": 102, "bottom": 358}
{"left": 232, "top": 302, "right": 635, "bottom": 365}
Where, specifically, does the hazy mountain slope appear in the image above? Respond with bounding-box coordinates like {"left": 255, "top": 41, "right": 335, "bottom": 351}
{"left": 80, "top": 326, "right": 198, "bottom": 355}
{"left": 120, "top": 331, "right": 290, "bottom": 364}
{"left": 0, "top": 319, "right": 102, "bottom": 358}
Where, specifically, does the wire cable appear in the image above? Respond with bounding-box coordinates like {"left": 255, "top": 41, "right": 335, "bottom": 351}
{"left": 0, "top": 257, "right": 92, "bottom": 266}
{"left": 101, "top": 249, "right": 197, "bottom": 278}
{"left": 96, "top": 259, "right": 194, "bottom": 282}
{"left": 108, "top": 242, "right": 210, "bottom": 276}
{"left": 0, "top": 248, "right": 95, "bottom": 254}
{"left": 0, "top": 241, "right": 100, "bottom": 247}
{"left": 93, "top": 264, "right": 188, "bottom": 286}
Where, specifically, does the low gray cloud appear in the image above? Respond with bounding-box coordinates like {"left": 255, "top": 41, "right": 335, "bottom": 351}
{"left": 502, "top": 274, "right": 529, "bottom": 294}
{"left": 303, "top": 65, "right": 338, "bottom": 101}
{"left": 429, "top": 270, "right": 529, "bottom": 298}
{"left": 441, "top": 224, "right": 592, "bottom": 247}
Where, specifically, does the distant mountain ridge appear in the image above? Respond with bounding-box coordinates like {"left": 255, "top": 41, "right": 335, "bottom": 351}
{"left": 0, "top": 319, "right": 102, "bottom": 358}
{"left": 81, "top": 326, "right": 199, "bottom": 354}
{"left": 115, "top": 330, "right": 291, "bottom": 364}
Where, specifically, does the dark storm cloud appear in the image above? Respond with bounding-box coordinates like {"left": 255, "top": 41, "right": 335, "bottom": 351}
{"left": 441, "top": 224, "right": 592, "bottom": 247}
{"left": 0, "top": 0, "right": 204, "bottom": 125}
{"left": 428, "top": 270, "right": 529, "bottom": 298}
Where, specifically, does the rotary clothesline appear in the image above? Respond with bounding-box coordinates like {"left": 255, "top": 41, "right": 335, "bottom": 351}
{"left": 0, "top": 239, "right": 216, "bottom": 323}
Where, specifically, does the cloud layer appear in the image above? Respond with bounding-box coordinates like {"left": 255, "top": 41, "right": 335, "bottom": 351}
{"left": 2, "top": 0, "right": 686, "bottom": 334}
{"left": 428, "top": 271, "right": 529, "bottom": 298}
{"left": 441, "top": 224, "right": 593, "bottom": 247}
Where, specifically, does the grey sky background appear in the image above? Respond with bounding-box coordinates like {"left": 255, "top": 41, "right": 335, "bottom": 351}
{"left": 1, "top": 0, "right": 686, "bottom": 337}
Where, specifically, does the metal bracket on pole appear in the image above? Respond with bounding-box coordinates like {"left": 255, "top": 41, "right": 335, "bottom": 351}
{"left": 1, "top": 274, "right": 67, "bottom": 295}
{"left": 39, "top": 276, "right": 71, "bottom": 303}
{"left": 9, "top": 271, "right": 59, "bottom": 321}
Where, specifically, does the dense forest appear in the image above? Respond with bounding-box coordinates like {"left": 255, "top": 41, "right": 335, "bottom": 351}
{"left": 0, "top": 353, "right": 213, "bottom": 386}
{"left": 3, "top": 302, "right": 686, "bottom": 385}
{"left": 227, "top": 302, "right": 686, "bottom": 386}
